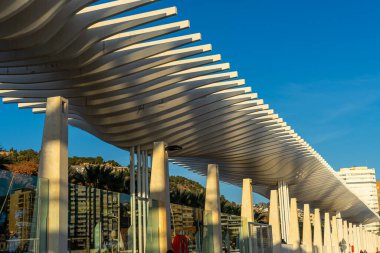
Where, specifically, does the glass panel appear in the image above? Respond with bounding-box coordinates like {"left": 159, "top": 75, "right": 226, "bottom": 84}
{"left": 249, "top": 222, "right": 273, "bottom": 253}
{"left": 68, "top": 183, "right": 159, "bottom": 253}
{"left": 201, "top": 210, "right": 214, "bottom": 253}
{"left": 0, "top": 169, "right": 48, "bottom": 253}
{"left": 146, "top": 199, "right": 159, "bottom": 252}
{"left": 68, "top": 184, "right": 129, "bottom": 252}
{"left": 169, "top": 204, "right": 249, "bottom": 253}
{"left": 0, "top": 169, "right": 250, "bottom": 253}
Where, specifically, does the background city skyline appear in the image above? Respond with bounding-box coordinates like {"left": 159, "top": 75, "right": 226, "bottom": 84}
{"left": 1, "top": 0, "right": 380, "bottom": 203}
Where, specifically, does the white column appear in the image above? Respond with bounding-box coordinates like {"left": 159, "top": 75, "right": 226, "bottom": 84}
{"left": 150, "top": 141, "right": 172, "bottom": 253}
{"left": 38, "top": 96, "right": 68, "bottom": 253}
{"left": 302, "top": 204, "right": 312, "bottom": 253}
{"left": 373, "top": 233, "right": 376, "bottom": 252}
{"left": 240, "top": 178, "right": 254, "bottom": 252}
{"left": 324, "top": 213, "right": 332, "bottom": 253}
{"left": 366, "top": 231, "right": 371, "bottom": 252}
{"left": 356, "top": 225, "right": 361, "bottom": 252}
{"left": 352, "top": 224, "right": 358, "bottom": 253}
{"left": 343, "top": 220, "right": 349, "bottom": 253}
{"left": 204, "top": 164, "right": 222, "bottom": 253}
{"left": 348, "top": 223, "right": 353, "bottom": 253}
{"left": 367, "top": 232, "right": 371, "bottom": 252}
{"left": 331, "top": 216, "right": 339, "bottom": 252}
{"left": 313, "top": 208, "right": 323, "bottom": 253}
{"left": 269, "top": 189, "right": 282, "bottom": 253}
{"left": 337, "top": 215, "right": 343, "bottom": 252}
{"left": 369, "top": 232, "right": 373, "bottom": 252}
{"left": 289, "top": 198, "right": 300, "bottom": 252}
{"left": 359, "top": 225, "right": 365, "bottom": 251}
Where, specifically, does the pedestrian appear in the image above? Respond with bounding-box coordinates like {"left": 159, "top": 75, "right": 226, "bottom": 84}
{"left": 7, "top": 231, "right": 19, "bottom": 253}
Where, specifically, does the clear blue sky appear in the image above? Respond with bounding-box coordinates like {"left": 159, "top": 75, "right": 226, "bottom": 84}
{"left": 1, "top": 0, "right": 380, "bottom": 204}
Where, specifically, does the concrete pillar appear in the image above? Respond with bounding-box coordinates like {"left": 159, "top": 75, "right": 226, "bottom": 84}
{"left": 269, "top": 189, "right": 282, "bottom": 253}
{"left": 373, "top": 233, "right": 376, "bottom": 252}
{"left": 348, "top": 223, "right": 353, "bottom": 253}
{"left": 359, "top": 225, "right": 365, "bottom": 251}
{"left": 38, "top": 96, "right": 68, "bottom": 253}
{"left": 204, "top": 164, "right": 222, "bottom": 253}
{"left": 337, "top": 215, "right": 343, "bottom": 252}
{"left": 366, "top": 231, "right": 370, "bottom": 252}
{"left": 150, "top": 141, "right": 172, "bottom": 252}
{"left": 331, "top": 216, "right": 339, "bottom": 252}
{"left": 369, "top": 232, "right": 373, "bottom": 252}
{"left": 343, "top": 220, "right": 349, "bottom": 253}
{"left": 356, "top": 225, "right": 361, "bottom": 252}
{"left": 352, "top": 224, "right": 357, "bottom": 253}
{"left": 368, "top": 233, "right": 371, "bottom": 252}
{"left": 324, "top": 213, "right": 332, "bottom": 253}
{"left": 302, "top": 204, "right": 312, "bottom": 253}
{"left": 313, "top": 208, "right": 323, "bottom": 253}
{"left": 240, "top": 178, "right": 254, "bottom": 252}
{"left": 289, "top": 198, "right": 300, "bottom": 252}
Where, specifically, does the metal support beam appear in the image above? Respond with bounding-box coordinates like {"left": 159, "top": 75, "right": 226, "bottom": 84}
{"left": 278, "top": 181, "right": 290, "bottom": 243}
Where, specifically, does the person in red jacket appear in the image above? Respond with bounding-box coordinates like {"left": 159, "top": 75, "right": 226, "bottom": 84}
{"left": 172, "top": 235, "right": 189, "bottom": 253}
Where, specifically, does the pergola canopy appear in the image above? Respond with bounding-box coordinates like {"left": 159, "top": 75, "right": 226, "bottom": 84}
{"left": 0, "top": 0, "right": 378, "bottom": 224}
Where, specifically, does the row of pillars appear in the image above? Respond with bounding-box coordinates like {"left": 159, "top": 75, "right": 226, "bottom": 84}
{"left": 269, "top": 187, "right": 380, "bottom": 253}
{"left": 38, "top": 96, "right": 250, "bottom": 253}
{"left": 37, "top": 96, "right": 379, "bottom": 253}
{"left": 150, "top": 147, "right": 254, "bottom": 253}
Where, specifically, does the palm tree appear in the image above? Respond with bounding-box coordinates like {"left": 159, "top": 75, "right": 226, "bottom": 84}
{"left": 81, "top": 164, "right": 113, "bottom": 189}
{"left": 68, "top": 166, "right": 85, "bottom": 185}
{"left": 254, "top": 212, "right": 268, "bottom": 224}
{"left": 69, "top": 164, "right": 131, "bottom": 193}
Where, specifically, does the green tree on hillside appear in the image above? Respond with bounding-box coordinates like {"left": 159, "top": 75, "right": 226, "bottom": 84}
{"left": 69, "top": 164, "right": 129, "bottom": 193}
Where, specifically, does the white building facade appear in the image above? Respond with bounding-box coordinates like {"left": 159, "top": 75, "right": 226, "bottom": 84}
{"left": 338, "top": 166, "right": 380, "bottom": 233}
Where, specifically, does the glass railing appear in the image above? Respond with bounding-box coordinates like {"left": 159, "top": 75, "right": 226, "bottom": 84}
{"left": 0, "top": 169, "right": 48, "bottom": 253}
{"left": 170, "top": 203, "right": 248, "bottom": 253}
{"left": 68, "top": 183, "right": 160, "bottom": 253}
{"left": 248, "top": 222, "right": 273, "bottom": 253}
{"left": 0, "top": 169, "right": 251, "bottom": 253}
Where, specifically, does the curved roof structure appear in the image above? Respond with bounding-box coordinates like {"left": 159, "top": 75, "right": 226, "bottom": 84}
{"left": 0, "top": 0, "right": 378, "bottom": 224}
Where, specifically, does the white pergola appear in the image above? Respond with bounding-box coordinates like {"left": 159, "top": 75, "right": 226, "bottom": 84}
{"left": 0, "top": 0, "right": 378, "bottom": 226}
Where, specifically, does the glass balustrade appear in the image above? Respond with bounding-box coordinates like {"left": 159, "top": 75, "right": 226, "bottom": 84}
{"left": 0, "top": 169, "right": 254, "bottom": 253}
{"left": 0, "top": 169, "right": 48, "bottom": 253}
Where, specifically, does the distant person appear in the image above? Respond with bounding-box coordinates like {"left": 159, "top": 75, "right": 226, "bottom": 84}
{"left": 7, "top": 231, "right": 19, "bottom": 253}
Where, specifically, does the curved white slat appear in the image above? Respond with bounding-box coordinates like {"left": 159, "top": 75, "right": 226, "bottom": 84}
{"left": 0, "top": 0, "right": 378, "bottom": 225}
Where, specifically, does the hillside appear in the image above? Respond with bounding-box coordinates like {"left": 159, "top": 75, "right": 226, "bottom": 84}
{"left": 0, "top": 148, "right": 243, "bottom": 215}
{"left": 169, "top": 175, "right": 205, "bottom": 194}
